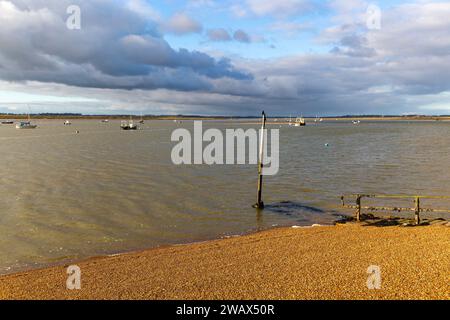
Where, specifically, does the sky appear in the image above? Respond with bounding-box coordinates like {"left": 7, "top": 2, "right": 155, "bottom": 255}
{"left": 0, "top": 0, "right": 449, "bottom": 116}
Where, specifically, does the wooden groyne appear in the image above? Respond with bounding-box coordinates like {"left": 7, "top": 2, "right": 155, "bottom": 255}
{"left": 341, "top": 194, "right": 450, "bottom": 224}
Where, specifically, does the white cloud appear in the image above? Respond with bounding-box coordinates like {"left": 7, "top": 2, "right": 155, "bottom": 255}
{"left": 126, "top": 0, "right": 160, "bottom": 20}
{"left": 230, "top": 4, "right": 247, "bottom": 18}
{"left": 161, "top": 12, "right": 203, "bottom": 35}
{"left": 245, "top": 0, "right": 311, "bottom": 17}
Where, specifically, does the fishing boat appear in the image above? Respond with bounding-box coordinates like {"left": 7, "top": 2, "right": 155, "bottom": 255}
{"left": 294, "top": 117, "right": 306, "bottom": 127}
{"left": 1, "top": 121, "right": 14, "bottom": 125}
{"left": 352, "top": 120, "right": 361, "bottom": 125}
{"left": 16, "top": 113, "right": 37, "bottom": 129}
{"left": 64, "top": 120, "right": 72, "bottom": 125}
{"left": 16, "top": 121, "right": 37, "bottom": 129}
{"left": 121, "top": 117, "right": 138, "bottom": 130}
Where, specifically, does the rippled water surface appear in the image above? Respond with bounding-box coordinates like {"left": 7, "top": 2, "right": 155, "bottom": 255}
{"left": 1, "top": 119, "right": 449, "bottom": 273}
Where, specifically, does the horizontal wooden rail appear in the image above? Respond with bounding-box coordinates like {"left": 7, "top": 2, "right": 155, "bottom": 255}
{"left": 340, "top": 194, "right": 450, "bottom": 225}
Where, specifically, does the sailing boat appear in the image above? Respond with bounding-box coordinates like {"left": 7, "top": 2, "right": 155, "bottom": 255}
{"left": 121, "top": 116, "right": 138, "bottom": 130}
{"left": 314, "top": 115, "right": 323, "bottom": 123}
{"left": 139, "top": 113, "right": 144, "bottom": 124}
{"left": 294, "top": 116, "right": 306, "bottom": 127}
{"left": 16, "top": 110, "right": 37, "bottom": 129}
{"left": 288, "top": 115, "right": 293, "bottom": 126}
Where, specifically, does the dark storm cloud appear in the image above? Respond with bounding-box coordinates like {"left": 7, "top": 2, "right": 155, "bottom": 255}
{"left": 0, "top": 0, "right": 251, "bottom": 91}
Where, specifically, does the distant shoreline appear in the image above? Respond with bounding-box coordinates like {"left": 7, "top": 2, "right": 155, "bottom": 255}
{"left": 1, "top": 114, "right": 450, "bottom": 121}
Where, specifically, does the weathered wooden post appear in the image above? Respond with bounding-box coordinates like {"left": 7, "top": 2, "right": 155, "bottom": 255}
{"left": 415, "top": 197, "right": 420, "bottom": 225}
{"left": 253, "top": 111, "right": 266, "bottom": 209}
{"left": 356, "top": 195, "right": 362, "bottom": 222}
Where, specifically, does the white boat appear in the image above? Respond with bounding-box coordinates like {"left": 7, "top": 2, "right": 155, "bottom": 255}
{"left": 101, "top": 119, "right": 109, "bottom": 123}
{"left": 314, "top": 115, "right": 324, "bottom": 123}
{"left": 288, "top": 115, "right": 293, "bottom": 126}
{"left": 64, "top": 120, "right": 72, "bottom": 125}
{"left": 121, "top": 117, "right": 137, "bottom": 130}
{"left": 294, "top": 117, "right": 306, "bottom": 127}
{"left": 352, "top": 120, "right": 361, "bottom": 125}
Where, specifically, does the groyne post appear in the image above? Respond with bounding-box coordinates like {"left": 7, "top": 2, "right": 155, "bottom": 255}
{"left": 415, "top": 197, "right": 420, "bottom": 225}
{"left": 356, "top": 195, "right": 362, "bottom": 222}
{"left": 253, "top": 111, "right": 266, "bottom": 209}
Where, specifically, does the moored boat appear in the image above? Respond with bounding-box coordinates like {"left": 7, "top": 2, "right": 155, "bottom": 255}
{"left": 294, "top": 117, "right": 306, "bottom": 126}
{"left": 16, "top": 121, "right": 37, "bottom": 129}
{"left": 121, "top": 117, "right": 138, "bottom": 130}
{"left": 16, "top": 112, "right": 37, "bottom": 129}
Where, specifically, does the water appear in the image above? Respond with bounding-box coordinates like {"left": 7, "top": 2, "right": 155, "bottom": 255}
{"left": 0, "top": 119, "right": 449, "bottom": 273}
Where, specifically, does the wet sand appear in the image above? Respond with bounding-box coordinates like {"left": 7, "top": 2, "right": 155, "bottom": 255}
{"left": 0, "top": 224, "right": 448, "bottom": 300}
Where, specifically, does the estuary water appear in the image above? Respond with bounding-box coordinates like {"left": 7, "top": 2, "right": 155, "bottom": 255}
{"left": 0, "top": 119, "right": 449, "bottom": 273}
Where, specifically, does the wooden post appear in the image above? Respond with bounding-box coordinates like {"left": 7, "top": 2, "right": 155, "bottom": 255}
{"left": 415, "top": 197, "right": 420, "bottom": 225}
{"left": 253, "top": 111, "right": 266, "bottom": 209}
{"left": 356, "top": 195, "right": 362, "bottom": 222}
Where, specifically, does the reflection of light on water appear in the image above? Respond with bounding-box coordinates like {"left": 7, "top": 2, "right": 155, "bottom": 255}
{"left": 0, "top": 120, "right": 449, "bottom": 274}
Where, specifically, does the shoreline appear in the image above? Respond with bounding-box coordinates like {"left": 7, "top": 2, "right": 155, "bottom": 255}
{"left": 2, "top": 115, "right": 450, "bottom": 121}
{"left": 0, "top": 222, "right": 448, "bottom": 300}
{"left": 0, "top": 220, "right": 330, "bottom": 277}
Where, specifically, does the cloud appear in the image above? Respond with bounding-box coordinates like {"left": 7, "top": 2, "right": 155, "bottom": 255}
{"left": 1, "top": 0, "right": 450, "bottom": 116}
{"left": 206, "top": 28, "right": 232, "bottom": 42}
{"left": 207, "top": 28, "right": 261, "bottom": 44}
{"left": 0, "top": 0, "right": 250, "bottom": 93}
{"left": 245, "top": 0, "right": 311, "bottom": 17}
{"left": 269, "top": 21, "right": 310, "bottom": 35}
{"left": 233, "top": 29, "right": 251, "bottom": 43}
{"left": 161, "top": 12, "right": 203, "bottom": 35}
{"left": 125, "top": 0, "right": 160, "bottom": 20}
{"left": 230, "top": 4, "right": 247, "bottom": 18}
{"left": 330, "top": 34, "right": 376, "bottom": 57}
